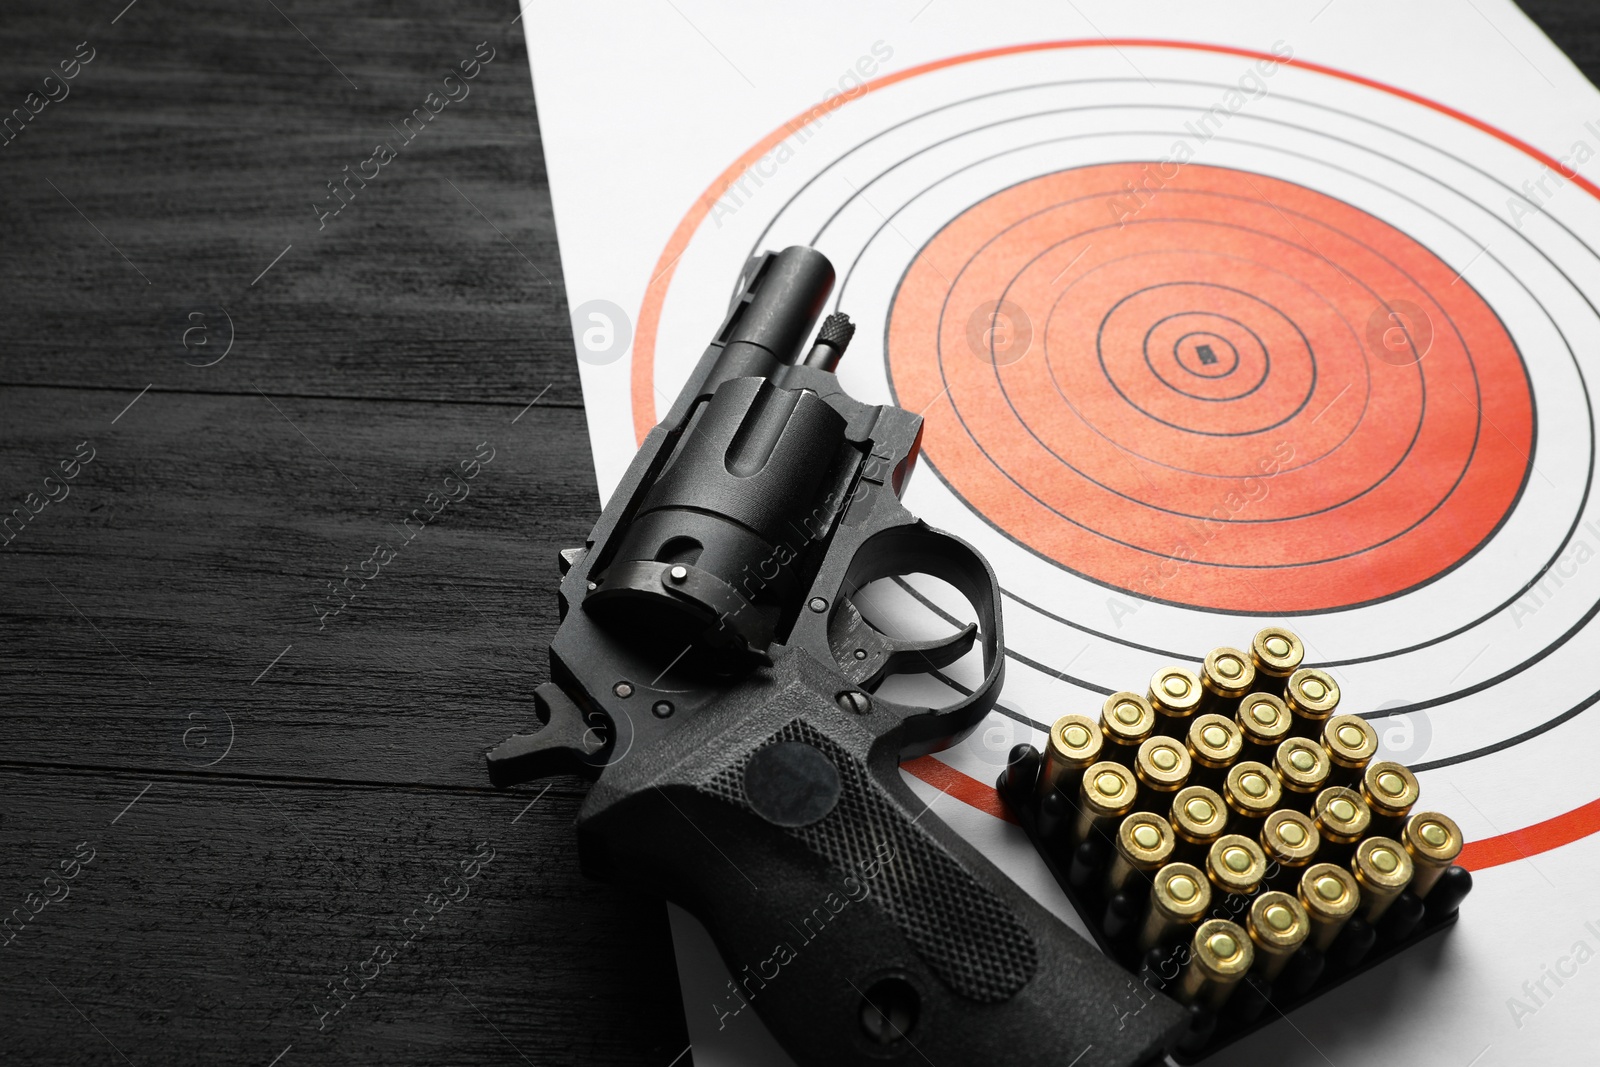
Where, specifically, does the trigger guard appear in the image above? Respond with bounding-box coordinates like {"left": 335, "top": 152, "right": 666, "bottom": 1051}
{"left": 825, "top": 521, "right": 1006, "bottom": 757}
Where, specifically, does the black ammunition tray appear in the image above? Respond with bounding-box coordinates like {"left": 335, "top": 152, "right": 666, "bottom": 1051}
{"left": 998, "top": 747, "right": 1469, "bottom": 1063}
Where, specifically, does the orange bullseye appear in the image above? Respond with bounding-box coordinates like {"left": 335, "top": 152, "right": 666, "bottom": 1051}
{"left": 887, "top": 163, "right": 1533, "bottom": 612}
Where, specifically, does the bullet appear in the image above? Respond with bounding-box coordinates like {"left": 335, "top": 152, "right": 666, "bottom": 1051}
{"left": 1298, "top": 862, "right": 1361, "bottom": 951}
{"left": 1206, "top": 834, "right": 1268, "bottom": 899}
{"left": 1039, "top": 713, "right": 1103, "bottom": 804}
{"left": 1361, "top": 760, "right": 1421, "bottom": 836}
{"left": 1328, "top": 915, "right": 1377, "bottom": 969}
{"left": 1379, "top": 889, "right": 1426, "bottom": 943}
{"left": 1236, "top": 692, "right": 1293, "bottom": 761}
{"left": 1138, "top": 861, "right": 1211, "bottom": 951}
{"left": 1250, "top": 627, "right": 1304, "bottom": 697}
{"left": 1260, "top": 809, "right": 1320, "bottom": 891}
{"left": 1199, "top": 647, "right": 1256, "bottom": 716}
{"left": 1175, "top": 919, "right": 1255, "bottom": 1010}
{"left": 1401, "top": 811, "right": 1464, "bottom": 899}
{"left": 1073, "top": 761, "right": 1140, "bottom": 845}
{"left": 1351, "top": 837, "right": 1414, "bottom": 922}
{"left": 1106, "top": 811, "right": 1177, "bottom": 897}
{"left": 1034, "top": 789, "right": 1074, "bottom": 844}
{"left": 1285, "top": 668, "right": 1340, "bottom": 737}
{"left": 1223, "top": 761, "right": 1281, "bottom": 829}
{"left": 1099, "top": 691, "right": 1156, "bottom": 767}
{"left": 1425, "top": 864, "right": 1474, "bottom": 917}
{"left": 1102, "top": 890, "right": 1143, "bottom": 943}
{"left": 1135, "top": 735, "right": 1192, "bottom": 812}
{"left": 1004, "top": 743, "right": 1041, "bottom": 802}
{"left": 1149, "top": 666, "right": 1203, "bottom": 738}
{"left": 1274, "top": 737, "right": 1331, "bottom": 810}
{"left": 1321, "top": 714, "right": 1378, "bottom": 786}
{"left": 1187, "top": 714, "right": 1243, "bottom": 786}
{"left": 1311, "top": 786, "right": 1371, "bottom": 863}
{"left": 1169, "top": 785, "right": 1229, "bottom": 864}
{"left": 1245, "top": 891, "right": 1310, "bottom": 981}
{"left": 1068, "top": 840, "right": 1104, "bottom": 894}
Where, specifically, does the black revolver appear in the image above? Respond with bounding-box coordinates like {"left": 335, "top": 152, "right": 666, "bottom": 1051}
{"left": 488, "top": 247, "right": 1182, "bottom": 1066}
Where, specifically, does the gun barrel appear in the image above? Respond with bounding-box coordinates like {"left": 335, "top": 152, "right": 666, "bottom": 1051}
{"left": 707, "top": 246, "right": 834, "bottom": 387}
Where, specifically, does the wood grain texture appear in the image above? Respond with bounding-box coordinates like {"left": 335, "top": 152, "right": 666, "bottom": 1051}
{"left": 2, "top": 3, "right": 1597, "bottom": 1066}
{"left": 1520, "top": 0, "right": 1600, "bottom": 83}
{"left": 0, "top": 767, "right": 686, "bottom": 1067}
{"left": 0, "top": 386, "right": 593, "bottom": 785}
{"left": 0, "top": 1, "right": 685, "bottom": 1064}
{"left": 0, "top": 0, "right": 580, "bottom": 408}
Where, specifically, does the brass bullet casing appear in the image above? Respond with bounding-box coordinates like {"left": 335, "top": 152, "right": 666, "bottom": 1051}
{"left": 1138, "top": 861, "right": 1212, "bottom": 951}
{"left": 1134, "top": 735, "right": 1191, "bottom": 812}
{"left": 1285, "top": 668, "right": 1341, "bottom": 737}
{"left": 1250, "top": 627, "right": 1304, "bottom": 697}
{"left": 1298, "top": 862, "right": 1361, "bottom": 951}
{"left": 1169, "top": 785, "right": 1229, "bottom": 864}
{"left": 1073, "top": 761, "right": 1139, "bottom": 845}
{"left": 1351, "top": 837, "right": 1414, "bottom": 922}
{"left": 1274, "top": 737, "right": 1331, "bottom": 810}
{"left": 1175, "top": 919, "right": 1255, "bottom": 1010}
{"left": 1312, "top": 786, "right": 1372, "bottom": 862}
{"left": 1206, "top": 834, "right": 1268, "bottom": 898}
{"left": 1186, "top": 714, "right": 1243, "bottom": 786}
{"left": 1322, "top": 714, "right": 1379, "bottom": 786}
{"left": 1401, "top": 811, "right": 1464, "bottom": 899}
{"left": 1106, "top": 812, "right": 1177, "bottom": 897}
{"left": 1260, "top": 809, "right": 1320, "bottom": 891}
{"left": 1039, "top": 713, "right": 1103, "bottom": 804}
{"left": 1099, "top": 691, "right": 1156, "bottom": 767}
{"left": 1149, "top": 666, "right": 1203, "bottom": 737}
{"left": 1236, "top": 692, "right": 1293, "bottom": 762}
{"left": 1246, "top": 891, "right": 1310, "bottom": 981}
{"left": 1362, "top": 760, "right": 1421, "bottom": 836}
{"left": 1199, "top": 647, "right": 1256, "bottom": 716}
{"left": 1223, "top": 761, "right": 1282, "bottom": 829}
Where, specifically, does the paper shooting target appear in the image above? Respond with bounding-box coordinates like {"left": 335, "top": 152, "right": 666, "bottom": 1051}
{"left": 630, "top": 41, "right": 1600, "bottom": 867}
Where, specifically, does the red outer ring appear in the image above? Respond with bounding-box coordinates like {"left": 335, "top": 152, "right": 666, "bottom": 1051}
{"left": 628, "top": 40, "right": 1599, "bottom": 869}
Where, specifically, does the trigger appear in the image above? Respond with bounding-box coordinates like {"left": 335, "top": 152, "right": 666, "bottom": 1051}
{"left": 487, "top": 682, "right": 610, "bottom": 787}
{"left": 827, "top": 594, "right": 978, "bottom": 691}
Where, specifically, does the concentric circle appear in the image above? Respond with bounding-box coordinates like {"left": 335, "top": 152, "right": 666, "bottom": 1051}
{"left": 886, "top": 162, "right": 1533, "bottom": 613}
{"left": 1152, "top": 320, "right": 1251, "bottom": 393}
{"left": 1119, "top": 287, "right": 1288, "bottom": 422}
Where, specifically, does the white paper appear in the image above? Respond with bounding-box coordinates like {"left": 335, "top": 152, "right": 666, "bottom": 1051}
{"left": 523, "top": 2, "right": 1600, "bottom": 1062}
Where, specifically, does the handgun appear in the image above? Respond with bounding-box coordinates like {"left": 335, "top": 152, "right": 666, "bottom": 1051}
{"left": 487, "top": 246, "right": 1184, "bottom": 1065}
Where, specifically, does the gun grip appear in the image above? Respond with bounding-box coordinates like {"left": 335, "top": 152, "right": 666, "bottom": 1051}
{"left": 580, "top": 696, "right": 1184, "bottom": 1066}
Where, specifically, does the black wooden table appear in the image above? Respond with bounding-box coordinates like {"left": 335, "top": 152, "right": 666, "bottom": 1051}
{"left": 0, "top": 3, "right": 1594, "bottom": 1065}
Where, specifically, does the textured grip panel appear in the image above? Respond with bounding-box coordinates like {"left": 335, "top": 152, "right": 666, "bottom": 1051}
{"left": 701, "top": 720, "right": 1038, "bottom": 1002}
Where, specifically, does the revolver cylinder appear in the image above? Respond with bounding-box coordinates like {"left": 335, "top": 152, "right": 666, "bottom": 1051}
{"left": 587, "top": 376, "right": 849, "bottom": 665}
{"left": 584, "top": 245, "right": 860, "bottom": 671}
